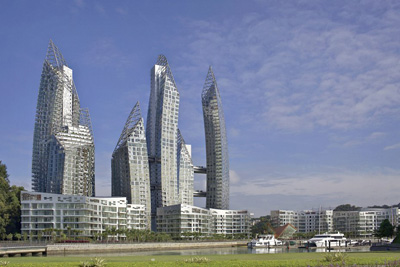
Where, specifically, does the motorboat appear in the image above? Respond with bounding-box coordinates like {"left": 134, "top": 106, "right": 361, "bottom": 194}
{"left": 247, "top": 234, "right": 283, "bottom": 248}
{"left": 306, "top": 232, "right": 347, "bottom": 248}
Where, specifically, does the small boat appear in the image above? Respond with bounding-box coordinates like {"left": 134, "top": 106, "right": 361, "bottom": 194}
{"left": 247, "top": 234, "right": 283, "bottom": 248}
{"left": 306, "top": 232, "right": 347, "bottom": 248}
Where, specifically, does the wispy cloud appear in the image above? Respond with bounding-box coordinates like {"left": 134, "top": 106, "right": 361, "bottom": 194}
{"left": 83, "top": 38, "right": 131, "bottom": 69}
{"left": 231, "top": 168, "right": 400, "bottom": 206}
{"left": 384, "top": 143, "right": 400, "bottom": 151}
{"left": 229, "top": 170, "right": 240, "bottom": 185}
{"left": 177, "top": 2, "right": 400, "bottom": 134}
{"left": 95, "top": 4, "right": 106, "bottom": 15}
{"left": 115, "top": 7, "right": 127, "bottom": 15}
{"left": 334, "top": 131, "right": 387, "bottom": 148}
{"left": 74, "top": 0, "right": 84, "bottom": 8}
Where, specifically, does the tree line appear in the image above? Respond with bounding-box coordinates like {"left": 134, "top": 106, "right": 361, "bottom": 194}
{"left": 0, "top": 160, "right": 24, "bottom": 240}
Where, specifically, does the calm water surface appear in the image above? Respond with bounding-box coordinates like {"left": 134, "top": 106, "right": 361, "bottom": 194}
{"left": 58, "top": 246, "right": 371, "bottom": 257}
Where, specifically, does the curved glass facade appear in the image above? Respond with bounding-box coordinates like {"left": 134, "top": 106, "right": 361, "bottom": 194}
{"left": 202, "top": 67, "right": 230, "bottom": 209}
{"left": 32, "top": 40, "right": 95, "bottom": 196}
{"left": 112, "top": 102, "right": 151, "bottom": 229}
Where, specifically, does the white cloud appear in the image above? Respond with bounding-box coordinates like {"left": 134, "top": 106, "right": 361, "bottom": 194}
{"left": 229, "top": 170, "right": 240, "bottom": 185}
{"left": 177, "top": 3, "right": 400, "bottom": 134}
{"left": 231, "top": 168, "right": 400, "bottom": 206}
{"left": 384, "top": 143, "right": 400, "bottom": 151}
{"left": 368, "top": 132, "right": 386, "bottom": 140}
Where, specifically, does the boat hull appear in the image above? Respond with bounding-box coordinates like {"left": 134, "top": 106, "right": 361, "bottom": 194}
{"left": 308, "top": 241, "right": 346, "bottom": 248}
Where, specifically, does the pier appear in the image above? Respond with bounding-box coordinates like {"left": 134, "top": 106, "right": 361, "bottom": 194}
{"left": 0, "top": 246, "right": 47, "bottom": 257}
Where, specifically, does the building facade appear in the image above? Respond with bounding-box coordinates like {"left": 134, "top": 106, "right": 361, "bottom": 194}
{"left": 209, "top": 208, "right": 252, "bottom": 236}
{"left": 271, "top": 210, "right": 298, "bottom": 228}
{"left": 32, "top": 40, "right": 95, "bottom": 196}
{"left": 177, "top": 130, "right": 194, "bottom": 206}
{"left": 111, "top": 102, "right": 151, "bottom": 228}
{"left": 202, "top": 67, "right": 230, "bottom": 209}
{"left": 20, "top": 191, "right": 147, "bottom": 239}
{"left": 271, "top": 209, "right": 333, "bottom": 233}
{"left": 146, "top": 55, "right": 194, "bottom": 229}
{"left": 271, "top": 208, "right": 400, "bottom": 237}
{"left": 156, "top": 204, "right": 212, "bottom": 238}
{"left": 157, "top": 204, "right": 251, "bottom": 238}
{"left": 297, "top": 210, "right": 333, "bottom": 233}
{"left": 333, "top": 208, "right": 400, "bottom": 238}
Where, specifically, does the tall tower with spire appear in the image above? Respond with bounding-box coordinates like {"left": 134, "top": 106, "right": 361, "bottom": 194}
{"left": 32, "top": 40, "right": 95, "bottom": 196}
{"left": 202, "top": 66, "right": 230, "bottom": 209}
{"left": 112, "top": 102, "right": 151, "bottom": 229}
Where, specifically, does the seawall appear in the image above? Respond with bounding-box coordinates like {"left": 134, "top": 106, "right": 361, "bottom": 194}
{"left": 47, "top": 241, "right": 248, "bottom": 255}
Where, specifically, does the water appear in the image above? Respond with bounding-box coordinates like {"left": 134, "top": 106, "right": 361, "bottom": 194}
{"left": 56, "top": 246, "right": 371, "bottom": 257}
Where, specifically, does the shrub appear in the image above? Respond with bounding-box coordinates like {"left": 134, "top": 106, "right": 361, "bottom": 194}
{"left": 79, "top": 257, "right": 106, "bottom": 267}
{"left": 182, "top": 257, "right": 211, "bottom": 264}
{"left": 323, "top": 252, "right": 348, "bottom": 263}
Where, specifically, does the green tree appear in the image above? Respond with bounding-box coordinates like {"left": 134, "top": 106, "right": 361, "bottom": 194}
{"left": 251, "top": 216, "right": 274, "bottom": 236}
{"left": 6, "top": 233, "right": 13, "bottom": 241}
{"left": 333, "top": 204, "right": 361, "bottom": 211}
{"left": 15, "top": 233, "right": 21, "bottom": 241}
{"left": 23, "top": 232, "right": 28, "bottom": 241}
{"left": 0, "top": 161, "right": 24, "bottom": 236}
{"left": 375, "top": 219, "right": 394, "bottom": 238}
{"left": 0, "top": 161, "right": 10, "bottom": 238}
{"left": 6, "top": 185, "right": 24, "bottom": 234}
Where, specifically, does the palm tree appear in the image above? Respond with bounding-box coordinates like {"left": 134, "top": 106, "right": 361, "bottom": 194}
{"left": 65, "top": 226, "right": 72, "bottom": 240}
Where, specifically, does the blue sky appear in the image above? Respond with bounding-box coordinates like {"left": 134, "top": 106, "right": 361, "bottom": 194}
{"left": 1, "top": 0, "right": 400, "bottom": 217}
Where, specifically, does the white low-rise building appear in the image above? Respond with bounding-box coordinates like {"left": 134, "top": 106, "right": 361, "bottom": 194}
{"left": 271, "top": 210, "right": 298, "bottom": 228}
{"left": 157, "top": 204, "right": 252, "bottom": 238}
{"left": 333, "top": 208, "right": 400, "bottom": 238}
{"left": 210, "top": 208, "right": 251, "bottom": 236}
{"left": 21, "top": 191, "right": 148, "bottom": 239}
{"left": 271, "top": 209, "right": 333, "bottom": 233}
{"left": 271, "top": 207, "right": 400, "bottom": 237}
{"left": 156, "top": 204, "right": 212, "bottom": 237}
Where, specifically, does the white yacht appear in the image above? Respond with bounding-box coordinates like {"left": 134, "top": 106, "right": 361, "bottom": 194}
{"left": 247, "top": 234, "right": 283, "bottom": 248}
{"left": 307, "top": 232, "right": 347, "bottom": 248}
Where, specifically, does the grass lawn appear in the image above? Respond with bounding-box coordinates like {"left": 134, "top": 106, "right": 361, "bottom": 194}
{"left": 1, "top": 252, "right": 400, "bottom": 266}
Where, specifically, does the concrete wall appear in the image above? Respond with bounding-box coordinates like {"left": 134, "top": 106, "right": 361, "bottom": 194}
{"left": 47, "top": 241, "right": 247, "bottom": 255}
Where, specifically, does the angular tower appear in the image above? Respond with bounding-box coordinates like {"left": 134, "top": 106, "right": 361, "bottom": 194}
{"left": 146, "top": 55, "right": 180, "bottom": 221}
{"left": 146, "top": 55, "right": 196, "bottom": 229}
{"left": 202, "top": 66, "right": 230, "bottom": 209}
{"left": 112, "top": 102, "right": 151, "bottom": 229}
{"left": 32, "top": 40, "right": 95, "bottom": 196}
{"left": 177, "top": 129, "right": 194, "bottom": 206}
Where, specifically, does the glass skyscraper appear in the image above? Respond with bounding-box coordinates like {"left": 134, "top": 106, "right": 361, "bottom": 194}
{"left": 111, "top": 102, "right": 151, "bottom": 229}
{"left": 146, "top": 55, "right": 194, "bottom": 229}
{"left": 202, "top": 66, "right": 230, "bottom": 209}
{"left": 32, "top": 40, "right": 95, "bottom": 196}
{"left": 177, "top": 129, "right": 194, "bottom": 206}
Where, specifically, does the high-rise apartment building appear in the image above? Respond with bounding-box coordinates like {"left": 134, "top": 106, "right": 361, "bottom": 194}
{"left": 32, "top": 40, "right": 95, "bottom": 196}
{"left": 177, "top": 130, "right": 194, "bottom": 206}
{"left": 146, "top": 55, "right": 194, "bottom": 228}
{"left": 202, "top": 67, "right": 230, "bottom": 209}
{"left": 111, "top": 102, "right": 151, "bottom": 229}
